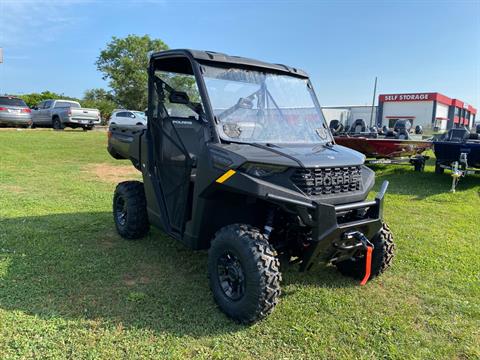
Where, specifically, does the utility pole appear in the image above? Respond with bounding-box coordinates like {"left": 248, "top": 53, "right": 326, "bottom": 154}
{"left": 369, "top": 76, "right": 377, "bottom": 128}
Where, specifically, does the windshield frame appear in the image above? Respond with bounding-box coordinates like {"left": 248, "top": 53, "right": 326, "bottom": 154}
{"left": 147, "top": 51, "right": 332, "bottom": 145}
{"left": 198, "top": 62, "right": 332, "bottom": 145}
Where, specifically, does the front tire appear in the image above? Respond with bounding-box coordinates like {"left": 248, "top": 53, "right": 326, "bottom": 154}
{"left": 52, "top": 117, "right": 64, "bottom": 130}
{"left": 336, "top": 223, "right": 395, "bottom": 281}
{"left": 113, "top": 181, "right": 149, "bottom": 239}
{"left": 208, "top": 224, "right": 282, "bottom": 324}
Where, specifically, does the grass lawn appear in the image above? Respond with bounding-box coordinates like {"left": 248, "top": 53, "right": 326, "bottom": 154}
{"left": 0, "top": 129, "right": 479, "bottom": 359}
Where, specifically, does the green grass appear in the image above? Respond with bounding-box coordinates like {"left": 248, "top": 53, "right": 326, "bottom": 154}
{"left": 0, "top": 129, "right": 479, "bottom": 359}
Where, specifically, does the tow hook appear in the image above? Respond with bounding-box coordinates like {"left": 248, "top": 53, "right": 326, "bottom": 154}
{"left": 342, "top": 231, "right": 375, "bottom": 286}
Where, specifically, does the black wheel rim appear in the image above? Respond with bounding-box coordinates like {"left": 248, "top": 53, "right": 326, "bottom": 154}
{"left": 217, "top": 251, "right": 245, "bottom": 301}
{"left": 115, "top": 196, "right": 127, "bottom": 227}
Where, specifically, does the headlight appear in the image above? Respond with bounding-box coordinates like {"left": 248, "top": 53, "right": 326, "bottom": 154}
{"left": 239, "top": 162, "right": 288, "bottom": 178}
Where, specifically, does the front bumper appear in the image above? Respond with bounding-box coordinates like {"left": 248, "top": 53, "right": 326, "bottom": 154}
{"left": 265, "top": 181, "right": 388, "bottom": 271}
{"left": 301, "top": 181, "right": 388, "bottom": 271}
{"left": 212, "top": 168, "right": 388, "bottom": 271}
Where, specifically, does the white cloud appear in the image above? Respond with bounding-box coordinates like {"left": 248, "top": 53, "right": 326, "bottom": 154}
{"left": 0, "top": 0, "right": 168, "bottom": 48}
{"left": 0, "top": 0, "right": 87, "bottom": 47}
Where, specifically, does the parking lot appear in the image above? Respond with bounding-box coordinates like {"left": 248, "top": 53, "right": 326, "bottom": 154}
{"left": 0, "top": 129, "right": 478, "bottom": 359}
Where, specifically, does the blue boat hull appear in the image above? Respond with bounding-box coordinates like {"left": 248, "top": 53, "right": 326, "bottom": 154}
{"left": 433, "top": 141, "right": 480, "bottom": 168}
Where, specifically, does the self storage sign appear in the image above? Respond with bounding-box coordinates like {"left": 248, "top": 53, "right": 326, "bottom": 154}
{"left": 380, "top": 93, "right": 433, "bottom": 102}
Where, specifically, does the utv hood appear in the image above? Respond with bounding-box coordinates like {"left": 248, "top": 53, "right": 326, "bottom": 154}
{"left": 218, "top": 143, "right": 366, "bottom": 168}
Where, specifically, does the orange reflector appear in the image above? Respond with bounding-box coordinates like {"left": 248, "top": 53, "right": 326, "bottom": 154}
{"left": 360, "top": 245, "right": 373, "bottom": 286}
{"left": 216, "top": 169, "right": 236, "bottom": 184}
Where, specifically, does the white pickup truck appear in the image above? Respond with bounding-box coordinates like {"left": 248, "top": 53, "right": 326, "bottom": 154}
{"left": 31, "top": 99, "right": 101, "bottom": 131}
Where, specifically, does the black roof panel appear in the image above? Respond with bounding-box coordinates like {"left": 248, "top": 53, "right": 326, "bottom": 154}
{"left": 150, "top": 49, "right": 309, "bottom": 78}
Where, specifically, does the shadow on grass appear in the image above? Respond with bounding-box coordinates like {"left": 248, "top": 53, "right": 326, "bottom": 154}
{"left": 369, "top": 164, "right": 480, "bottom": 200}
{"left": 0, "top": 212, "right": 239, "bottom": 337}
{"left": 0, "top": 211, "right": 353, "bottom": 337}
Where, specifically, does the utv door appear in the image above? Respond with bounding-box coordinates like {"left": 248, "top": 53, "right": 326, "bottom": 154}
{"left": 153, "top": 117, "right": 193, "bottom": 234}
{"left": 148, "top": 60, "right": 202, "bottom": 236}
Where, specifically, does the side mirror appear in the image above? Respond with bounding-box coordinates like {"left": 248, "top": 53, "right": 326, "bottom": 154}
{"left": 130, "top": 114, "right": 135, "bottom": 118}
{"left": 169, "top": 91, "right": 190, "bottom": 105}
{"left": 32, "top": 106, "right": 38, "bottom": 110}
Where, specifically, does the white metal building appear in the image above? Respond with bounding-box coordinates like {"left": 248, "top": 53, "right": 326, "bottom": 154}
{"left": 378, "top": 92, "right": 477, "bottom": 134}
{"left": 322, "top": 105, "right": 377, "bottom": 129}
{"left": 323, "top": 93, "right": 477, "bottom": 135}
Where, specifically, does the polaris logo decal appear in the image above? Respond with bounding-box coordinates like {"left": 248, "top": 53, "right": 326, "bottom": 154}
{"left": 314, "top": 172, "right": 361, "bottom": 187}
{"left": 172, "top": 120, "right": 193, "bottom": 126}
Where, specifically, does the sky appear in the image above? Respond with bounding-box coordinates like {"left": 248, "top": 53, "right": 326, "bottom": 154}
{"left": 0, "top": 0, "right": 479, "bottom": 108}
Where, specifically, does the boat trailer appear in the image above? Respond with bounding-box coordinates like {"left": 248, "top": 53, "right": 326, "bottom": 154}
{"left": 366, "top": 154, "right": 429, "bottom": 172}
{"left": 436, "top": 153, "right": 480, "bottom": 192}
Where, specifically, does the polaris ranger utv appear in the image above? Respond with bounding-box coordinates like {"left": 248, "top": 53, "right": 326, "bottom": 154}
{"left": 108, "top": 49, "right": 395, "bottom": 323}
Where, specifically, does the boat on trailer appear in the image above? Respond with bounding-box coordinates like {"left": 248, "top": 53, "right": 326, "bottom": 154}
{"left": 332, "top": 119, "right": 432, "bottom": 172}
{"left": 433, "top": 127, "right": 480, "bottom": 191}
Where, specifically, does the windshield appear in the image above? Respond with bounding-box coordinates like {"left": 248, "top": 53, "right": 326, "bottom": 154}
{"left": 202, "top": 65, "right": 332, "bottom": 144}
{"left": 133, "top": 111, "right": 146, "bottom": 119}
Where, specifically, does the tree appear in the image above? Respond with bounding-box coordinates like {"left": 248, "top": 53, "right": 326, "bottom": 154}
{"left": 83, "top": 88, "right": 115, "bottom": 103}
{"left": 82, "top": 88, "right": 117, "bottom": 123}
{"left": 96, "top": 35, "right": 168, "bottom": 110}
{"left": 18, "top": 91, "right": 79, "bottom": 108}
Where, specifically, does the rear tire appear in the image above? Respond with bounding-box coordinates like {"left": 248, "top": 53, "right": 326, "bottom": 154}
{"left": 113, "top": 181, "right": 149, "bottom": 239}
{"left": 208, "top": 224, "right": 282, "bottom": 324}
{"left": 336, "top": 223, "right": 395, "bottom": 281}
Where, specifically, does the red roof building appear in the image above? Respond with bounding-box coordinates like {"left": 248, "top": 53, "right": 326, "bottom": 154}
{"left": 377, "top": 92, "right": 477, "bottom": 133}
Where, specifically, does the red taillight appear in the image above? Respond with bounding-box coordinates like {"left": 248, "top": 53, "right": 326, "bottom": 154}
{"left": 107, "top": 130, "right": 112, "bottom": 139}
{"left": 21, "top": 108, "right": 31, "bottom": 113}
{"left": 0, "top": 107, "right": 7, "bottom": 111}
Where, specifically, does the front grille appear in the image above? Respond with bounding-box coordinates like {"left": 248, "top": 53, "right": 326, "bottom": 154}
{"left": 291, "top": 166, "right": 362, "bottom": 196}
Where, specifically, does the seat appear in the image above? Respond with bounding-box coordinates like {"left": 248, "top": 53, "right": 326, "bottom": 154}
{"left": 447, "top": 128, "right": 470, "bottom": 142}
{"left": 329, "top": 119, "right": 344, "bottom": 135}
{"left": 350, "top": 119, "right": 366, "bottom": 134}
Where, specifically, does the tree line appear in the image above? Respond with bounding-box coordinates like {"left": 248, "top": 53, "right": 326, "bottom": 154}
{"left": 16, "top": 34, "right": 168, "bottom": 122}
